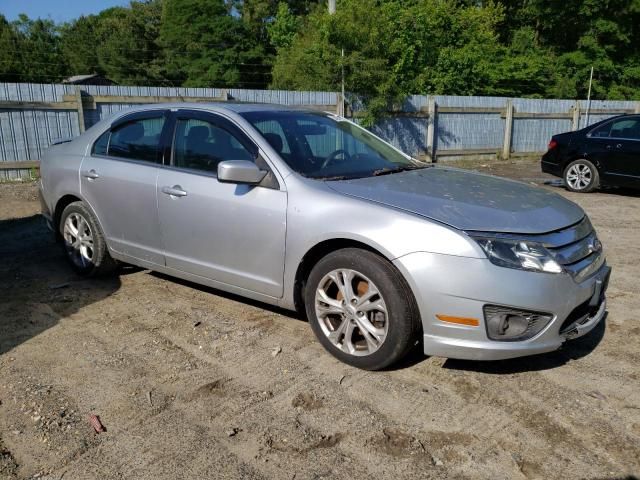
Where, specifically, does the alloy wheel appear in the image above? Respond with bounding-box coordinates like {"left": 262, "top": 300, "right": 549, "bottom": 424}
{"left": 63, "top": 213, "right": 95, "bottom": 268}
{"left": 314, "top": 268, "right": 388, "bottom": 356}
{"left": 566, "top": 163, "right": 593, "bottom": 190}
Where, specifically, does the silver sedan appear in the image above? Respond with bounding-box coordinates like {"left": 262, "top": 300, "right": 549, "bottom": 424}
{"left": 39, "top": 103, "right": 610, "bottom": 370}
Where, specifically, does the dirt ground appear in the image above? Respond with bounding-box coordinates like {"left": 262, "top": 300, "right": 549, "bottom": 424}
{"left": 0, "top": 158, "right": 639, "bottom": 480}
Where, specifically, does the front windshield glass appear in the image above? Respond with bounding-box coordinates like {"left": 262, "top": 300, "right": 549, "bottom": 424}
{"left": 240, "top": 110, "right": 424, "bottom": 179}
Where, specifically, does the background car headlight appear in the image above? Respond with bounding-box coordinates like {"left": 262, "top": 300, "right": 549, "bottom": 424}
{"left": 471, "top": 237, "right": 563, "bottom": 273}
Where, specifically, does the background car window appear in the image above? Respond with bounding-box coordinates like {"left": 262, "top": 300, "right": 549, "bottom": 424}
{"left": 610, "top": 118, "right": 640, "bottom": 139}
{"left": 173, "top": 118, "right": 254, "bottom": 173}
{"left": 108, "top": 117, "right": 165, "bottom": 162}
{"left": 92, "top": 130, "right": 110, "bottom": 155}
{"left": 591, "top": 118, "right": 640, "bottom": 140}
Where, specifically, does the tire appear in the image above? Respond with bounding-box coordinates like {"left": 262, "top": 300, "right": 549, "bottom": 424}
{"left": 59, "top": 201, "right": 117, "bottom": 277}
{"left": 564, "top": 159, "right": 599, "bottom": 193}
{"left": 304, "top": 248, "right": 420, "bottom": 370}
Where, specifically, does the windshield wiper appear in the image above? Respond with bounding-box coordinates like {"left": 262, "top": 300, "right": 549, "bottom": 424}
{"left": 371, "top": 164, "right": 431, "bottom": 177}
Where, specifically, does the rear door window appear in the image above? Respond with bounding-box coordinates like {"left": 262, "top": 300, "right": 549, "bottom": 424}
{"left": 107, "top": 116, "right": 166, "bottom": 162}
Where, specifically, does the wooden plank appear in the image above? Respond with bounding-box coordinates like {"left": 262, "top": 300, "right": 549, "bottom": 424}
{"left": 296, "top": 104, "right": 338, "bottom": 112}
{"left": 0, "top": 101, "right": 78, "bottom": 110}
{"left": 582, "top": 108, "right": 635, "bottom": 115}
{"left": 571, "top": 102, "right": 581, "bottom": 131}
{"left": 511, "top": 151, "right": 545, "bottom": 158}
{"left": 502, "top": 100, "right": 514, "bottom": 159}
{"left": 426, "top": 97, "right": 436, "bottom": 161}
{"left": 0, "top": 160, "right": 40, "bottom": 170}
{"left": 437, "top": 106, "right": 504, "bottom": 114}
{"left": 436, "top": 148, "right": 498, "bottom": 156}
{"left": 510, "top": 112, "right": 573, "bottom": 119}
{"left": 62, "top": 94, "right": 228, "bottom": 109}
{"left": 75, "top": 86, "right": 85, "bottom": 133}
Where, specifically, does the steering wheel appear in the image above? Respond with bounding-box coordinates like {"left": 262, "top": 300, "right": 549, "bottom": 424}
{"left": 322, "top": 149, "right": 352, "bottom": 169}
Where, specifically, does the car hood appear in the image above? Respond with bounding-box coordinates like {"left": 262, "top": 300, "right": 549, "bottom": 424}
{"left": 326, "top": 167, "right": 584, "bottom": 234}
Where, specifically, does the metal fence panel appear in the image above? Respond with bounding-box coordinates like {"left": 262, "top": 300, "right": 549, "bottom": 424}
{"left": 0, "top": 82, "right": 638, "bottom": 180}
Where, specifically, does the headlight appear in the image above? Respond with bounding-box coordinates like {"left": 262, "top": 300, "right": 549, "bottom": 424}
{"left": 471, "top": 236, "right": 563, "bottom": 274}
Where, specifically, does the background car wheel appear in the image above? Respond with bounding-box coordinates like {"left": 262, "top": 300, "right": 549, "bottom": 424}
{"left": 564, "top": 159, "right": 599, "bottom": 193}
{"left": 304, "top": 248, "right": 420, "bottom": 370}
{"left": 59, "top": 201, "right": 117, "bottom": 277}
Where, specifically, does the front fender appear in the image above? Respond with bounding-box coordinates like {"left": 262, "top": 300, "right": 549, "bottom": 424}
{"left": 279, "top": 175, "right": 484, "bottom": 309}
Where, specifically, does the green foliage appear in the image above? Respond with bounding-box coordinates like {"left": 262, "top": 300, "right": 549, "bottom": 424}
{"left": 267, "top": 3, "right": 300, "bottom": 50}
{"left": 159, "top": 0, "right": 269, "bottom": 88}
{"left": 0, "top": 0, "right": 638, "bottom": 107}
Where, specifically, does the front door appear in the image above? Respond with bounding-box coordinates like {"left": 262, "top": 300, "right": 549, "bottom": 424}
{"left": 80, "top": 110, "right": 169, "bottom": 265}
{"left": 156, "top": 110, "right": 287, "bottom": 298}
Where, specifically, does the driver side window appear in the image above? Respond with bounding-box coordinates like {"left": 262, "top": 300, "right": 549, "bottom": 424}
{"left": 173, "top": 118, "right": 254, "bottom": 174}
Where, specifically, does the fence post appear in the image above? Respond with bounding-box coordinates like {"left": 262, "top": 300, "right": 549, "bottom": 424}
{"left": 74, "top": 86, "right": 85, "bottom": 133}
{"left": 502, "top": 99, "right": 514, "bottom": 159}
{"left": 426, "top": 97, "right": 437, "bottom": 162}
{"left": 336, "top": 92, "right": 343, "bottom": 116}
{"left": 571, "top": 101, "right": 581, "bottom": 130}
{"left": 635, "top": 101, "right": 640, "bottom": 114}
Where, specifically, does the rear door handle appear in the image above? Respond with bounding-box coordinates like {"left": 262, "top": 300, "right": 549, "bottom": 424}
{"left": 161, "top": 185, "right": 188, "bottom": 197}
{"left": 82, "top": 169, "right": 99, "bottom": 179}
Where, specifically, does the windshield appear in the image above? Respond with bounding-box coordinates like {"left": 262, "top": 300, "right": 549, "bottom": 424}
{"left": 240, "top": 111, "right": 424, "bottom": 179}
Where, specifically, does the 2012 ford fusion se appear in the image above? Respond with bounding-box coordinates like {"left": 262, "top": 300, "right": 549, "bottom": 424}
{"left": 39, "top": 103, "right": 611, "bottom": 370}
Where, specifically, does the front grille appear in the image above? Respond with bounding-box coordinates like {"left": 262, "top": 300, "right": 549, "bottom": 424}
{"left": 542, "top": 217, "right": 604, "bottom": 281}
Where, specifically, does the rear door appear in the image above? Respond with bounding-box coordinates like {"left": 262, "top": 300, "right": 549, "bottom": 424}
{"left": 587, "top": 116, "right": 640, "bottom": 185}
{"left": 606, "top": 116, "right": 640, "bottom": 183}
{"left": 80, "top": 110, "right": 170, "bottom": 265}
{"left": 156, "top": 110, "right": 287, "bottom": 297}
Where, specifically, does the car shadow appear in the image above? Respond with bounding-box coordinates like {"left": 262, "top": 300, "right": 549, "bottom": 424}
{"left": 0, "top": 214, "right": 121, "bottom": 356}
{"left": 545, "top": 180, "right": 640, "bottom": 198}
{"left": 441, "top": 315, "right": 607, "bottom": 374}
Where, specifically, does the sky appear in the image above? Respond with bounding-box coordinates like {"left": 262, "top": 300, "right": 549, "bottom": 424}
{"left": 0, "top": 0, "right": 130, "bottom": 23}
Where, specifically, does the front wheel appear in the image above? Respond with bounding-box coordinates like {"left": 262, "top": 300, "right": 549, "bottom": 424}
{"left": 564, "top": 159, "right": 599, "bottom": 193}
{"left": 304, "top": 248, "right": 420, "bottom": 370}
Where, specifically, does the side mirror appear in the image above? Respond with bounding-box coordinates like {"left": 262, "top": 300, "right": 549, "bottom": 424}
{"left": 217, "top": 160, "right": 267, "bottom": 185}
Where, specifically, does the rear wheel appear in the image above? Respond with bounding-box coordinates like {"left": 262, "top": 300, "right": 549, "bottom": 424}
{"left": 304, "top": 248, "right": 419, "bottom": 370}
{"left": 59, "top": 201, "right": 117, "bottom": 277}
{"left": 564, "top": 159, "right": 599, "bottom": 193}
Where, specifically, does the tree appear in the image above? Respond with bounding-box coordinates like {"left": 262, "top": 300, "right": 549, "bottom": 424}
{"left": 0, "top": 15, "right": 23, "bottom": 82}
{"left": 270, "top": 0, "right": 506, "bottom": 122}
{"left": 7, "top": 14, "right": 67, "bottom": 83}
{"left": 159, "top": 0, "right": 268, "bottom": 88}
{"left": 94, "top": 1, "right": 163, "bottom": 85}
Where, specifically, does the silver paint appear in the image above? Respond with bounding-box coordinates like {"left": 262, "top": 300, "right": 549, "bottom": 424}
{"left": 39, "top": 103, "right": 609, "bottom": 361}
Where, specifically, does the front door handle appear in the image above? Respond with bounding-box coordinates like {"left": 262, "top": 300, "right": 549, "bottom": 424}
{"left": 82, "top": 169, "right": 99, "bottom": 179}
{"left": 616, "top": 143, "right": 623, "bottom": 149}
{"left": 161, "top": 185, "right": 188, "bottom": 197}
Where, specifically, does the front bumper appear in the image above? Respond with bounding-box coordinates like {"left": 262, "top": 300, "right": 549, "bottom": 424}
{"left": 394, "top": 252, "right": 610, "bottom": 361}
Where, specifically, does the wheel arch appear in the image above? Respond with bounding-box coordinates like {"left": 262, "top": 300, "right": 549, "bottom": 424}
{"left": 292, "top": 238, "right": 420, "bottom": 331}
{"left": 53, "top": 194, "right": 83, "bottom": 240}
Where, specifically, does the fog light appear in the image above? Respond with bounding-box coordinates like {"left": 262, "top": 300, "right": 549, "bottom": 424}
{"left": 483, "top": 305, "right": 552, "bottom": 341}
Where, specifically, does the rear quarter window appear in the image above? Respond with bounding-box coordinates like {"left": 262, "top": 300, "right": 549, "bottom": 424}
{"left": 92, "top": 130, "right": 110, "bottom": 155}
